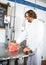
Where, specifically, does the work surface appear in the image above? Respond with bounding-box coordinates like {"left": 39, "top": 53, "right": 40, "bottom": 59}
{"left": 0, "top": 49, "right": 35, "bottom": 60}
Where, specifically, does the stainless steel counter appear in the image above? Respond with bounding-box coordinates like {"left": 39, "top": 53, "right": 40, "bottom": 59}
{"left": 0, "top": 49, "right": 35, "bottom": 65}
{"left": 0, "top": 50, "right": 34, "bottom": 60}
{"left": 0, "top": 41, "right": 35, "bottom": 65}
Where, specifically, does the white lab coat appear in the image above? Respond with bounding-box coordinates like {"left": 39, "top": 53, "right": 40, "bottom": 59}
{"left": 16, "top": 19, "right": 44, "bottom": 65}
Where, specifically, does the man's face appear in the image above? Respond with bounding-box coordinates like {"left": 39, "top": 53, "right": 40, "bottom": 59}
{"left": 25, "top": 13, "right": 32, "bottom": 23}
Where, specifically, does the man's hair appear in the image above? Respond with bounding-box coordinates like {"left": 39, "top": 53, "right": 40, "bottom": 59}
{"left": 25, "top": 10, "right": 37, "bottom": 19}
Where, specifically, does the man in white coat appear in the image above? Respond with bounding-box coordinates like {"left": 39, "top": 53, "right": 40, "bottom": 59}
{"left": 16, "top": 10, "right": 44, "bottom": 65}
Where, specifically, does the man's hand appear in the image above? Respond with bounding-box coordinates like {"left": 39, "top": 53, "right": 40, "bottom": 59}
{"left": 23, "top": 48, "right": 31, "bottom": 53}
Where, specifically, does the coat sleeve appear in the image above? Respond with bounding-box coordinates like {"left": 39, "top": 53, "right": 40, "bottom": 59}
{"left": 15, "top": 30, "right": 27, "bottom": 44}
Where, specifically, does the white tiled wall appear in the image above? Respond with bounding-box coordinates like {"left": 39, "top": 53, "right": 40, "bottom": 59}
{"left": 0, "top": 29, "right": 6, "bottom": 43}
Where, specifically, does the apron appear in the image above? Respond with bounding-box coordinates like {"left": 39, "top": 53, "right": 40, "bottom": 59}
{"left": 24, "top": 49, "right": 41, "bottom": 65}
